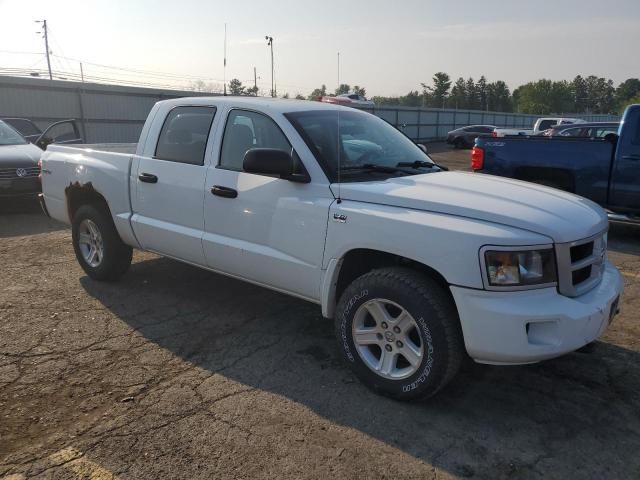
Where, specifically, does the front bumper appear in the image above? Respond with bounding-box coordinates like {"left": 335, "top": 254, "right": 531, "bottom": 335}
{"left": 450, "top": 261, "right": 623, "bottom": 365}
{"left": 0, "top": 177, "right": 41, "bottom": 198}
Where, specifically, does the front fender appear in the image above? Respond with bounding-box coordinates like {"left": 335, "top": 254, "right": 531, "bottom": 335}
{"left": 322, "top": 201, "right": 552, "bottom": 309}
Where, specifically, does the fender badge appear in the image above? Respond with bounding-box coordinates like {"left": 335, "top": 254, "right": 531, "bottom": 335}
{"left": 333, "top": 213, "right": 347, "bottom": 223}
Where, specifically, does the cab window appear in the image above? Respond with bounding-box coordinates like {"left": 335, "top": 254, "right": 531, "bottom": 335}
{"left": 219, "top": 110, "right": 291, "bottom": 171}
{"left": 155, "top": 106, "right": 216, "bottom": 165}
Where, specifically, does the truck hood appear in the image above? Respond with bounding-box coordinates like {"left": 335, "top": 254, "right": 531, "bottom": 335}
{"left": 334, "top": 171, "right": 608, "bottom": 243}
{"left": 0, "top": 143, "right": 42, "bottom": 168}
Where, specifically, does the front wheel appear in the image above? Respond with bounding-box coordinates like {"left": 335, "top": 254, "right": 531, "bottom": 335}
{"left": 72, "top": 205, "right": 132, "bottom": 281}
{"left": 335, "top": 267, "right": 464, "bottom": 400}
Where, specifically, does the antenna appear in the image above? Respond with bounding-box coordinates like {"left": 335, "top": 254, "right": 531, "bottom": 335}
{"left": 223, "top": 23, "right": 227, "bottom": 96}
{"left": 336, "top": 51, "right": 341, "bottom": 204}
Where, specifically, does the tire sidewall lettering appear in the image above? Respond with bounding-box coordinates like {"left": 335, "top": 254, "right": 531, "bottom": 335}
{"left": 401, "top": 316, "right": 434, "bottom": 393}
{"left": 339, "top": 289, "right": 368, "bottom": 362}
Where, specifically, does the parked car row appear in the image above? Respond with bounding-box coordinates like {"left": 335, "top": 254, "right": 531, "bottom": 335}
{"left": 448, "top": 118, "right": 619, "bottom": 149}
{"left": 0, "top": 118, "right": 82, "bottom": 200}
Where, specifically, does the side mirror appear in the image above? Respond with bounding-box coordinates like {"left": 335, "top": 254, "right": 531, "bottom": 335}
{"left": 243, "top": 148, "right": 310, "bottom": 183}
{"left": 417, "top": 143, "right": 428, "bottom": 154}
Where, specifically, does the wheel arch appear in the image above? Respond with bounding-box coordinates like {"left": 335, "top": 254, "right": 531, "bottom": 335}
{"left": 64, "top": 181, "right": 139, "bottom": 248}
{"left": 321, "top": 248, "right": 451, "bottom": 319}
{"left": 65, "top": 182, "right": 111, "bottom": 223}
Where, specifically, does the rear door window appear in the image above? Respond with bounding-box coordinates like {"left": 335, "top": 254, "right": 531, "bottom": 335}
{"left": 155, "top": 106, "right": 216, "bottom": 165}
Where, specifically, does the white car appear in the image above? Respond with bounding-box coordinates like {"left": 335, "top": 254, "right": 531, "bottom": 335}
{"left": 321, "top": 94, "right": 374, "bottom": 107}
{"left": 40, "top": 97, "right": 623, "bottom": 400}
{"left": 493, "top": 117, "right": 586, "bottom": 137}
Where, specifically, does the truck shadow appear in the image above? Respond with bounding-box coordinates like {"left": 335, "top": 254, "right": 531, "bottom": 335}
{"left": 0, "top": 209, "right": 66, "bottom": 238}
{"left": 81, "top": 256, "right": 640, "bottom": 478}
{"left": 608, "top": 222, "right": 640, "bottom": 255}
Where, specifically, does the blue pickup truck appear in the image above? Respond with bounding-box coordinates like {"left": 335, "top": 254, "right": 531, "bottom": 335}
{"left": 472, "top": 104, "right": 639, "bottom": 223}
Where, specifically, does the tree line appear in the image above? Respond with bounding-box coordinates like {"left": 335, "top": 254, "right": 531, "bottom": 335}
{"left": 371, "top": 73, "right": 640, "bottom": 115}
{"left": 191, "top": 74, "right": 640, "bottom": 115}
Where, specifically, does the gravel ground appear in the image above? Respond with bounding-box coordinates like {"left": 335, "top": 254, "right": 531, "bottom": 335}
{"left": 1, "top": 146, "right": 639, "bottom": 479}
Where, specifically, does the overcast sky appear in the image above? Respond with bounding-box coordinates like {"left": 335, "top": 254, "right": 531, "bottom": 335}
{"left": 0, "top": 0, "right": 638, "bottom": 96}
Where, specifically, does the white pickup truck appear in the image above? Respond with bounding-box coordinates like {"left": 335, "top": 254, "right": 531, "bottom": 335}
{"left": 493, "top": 117, "right": 586, "bottom": 137}
{"left": 40, "top": 97, "right": 623, "bottom": 400}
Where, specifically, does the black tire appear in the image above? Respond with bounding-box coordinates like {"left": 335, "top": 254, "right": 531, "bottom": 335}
{"left": 71, "top": 204, "right": 132, "bottom": 281}
{"left": 454, "top": 137, "right": 466, "bottom": 149}
{"left": 335, "top": 267, "right": 464, "bottom": 401}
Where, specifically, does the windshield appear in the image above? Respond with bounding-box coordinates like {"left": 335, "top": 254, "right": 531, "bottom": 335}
{"left": 285, "top": 110, "right": 436, "bottom": 182}
{"left": 0, "top": 120, "right": 28, "bottom": 146}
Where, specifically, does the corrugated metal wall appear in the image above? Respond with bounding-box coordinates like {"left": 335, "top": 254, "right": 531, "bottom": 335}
{"left": 0, "top": 76, "right": 215, "bottom": 143}
{"left": 0, "top": 76, "right": 620, "bottom": 143}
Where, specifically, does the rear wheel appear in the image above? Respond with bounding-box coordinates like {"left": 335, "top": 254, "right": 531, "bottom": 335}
{"left": 454, "top": 137, "right": 466, "bottom": 149}
{"left": 335, "top": 267, "right": 464, "bottom": 400}
{"left": 72, "top": 205, "right": 132, "bottom": 281}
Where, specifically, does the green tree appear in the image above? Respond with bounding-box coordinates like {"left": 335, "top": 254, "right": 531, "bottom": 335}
{"left": 476, "top": 76, "right": 488, "bottom": 110}
{"left": 487, "top": 80, "right": 512, "bottom": 112}
{"left": 450, "top": 77, "right": 467, "bottom": 109}
{"left": 422, "top": 72, "right": 451, "bottom": 108}
{"left": 228, "top": 78, "right": 245, "bottom": 96}
{"left": 335, "top": 84, "right": 351, "bottom": 95}
{"left": 615, "top": 78, "right": 640, "bottom": 112}
{"left": 308, "top": 84, "right": 327, "bottom": 100}
{"left": 465, "top": 77, "right": 478, "bottom": 109}
{"left": 352, "top": 85, "right": 366, "bottom": 96}
{"left": 583, "top": 76, "right": 615, "bottom": 113}
{"left": 400, "top": 90, "right": 422, "bottom": 107}
{"left": 571, "top": 75, "right": 587, "bottom": 113}
{"left": 513, "top": 79, "right": 574, "bottom": 114}
{"left": 245, "top": 85, "right": 259, "bottom": 96}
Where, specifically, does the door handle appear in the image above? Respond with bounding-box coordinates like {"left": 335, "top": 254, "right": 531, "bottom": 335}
{"left": 211, "top": 185, "right": 238, "bottom": 198}
{"left": 138, "top": 172, "right": 158, "bottom": 183}
{"left": 622, "top": 155, "right": 640, "bottom": 161}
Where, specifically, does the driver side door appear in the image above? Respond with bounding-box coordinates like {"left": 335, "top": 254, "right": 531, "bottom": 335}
{"left": 203, "top": 108, "right": 333, "bottom": 300}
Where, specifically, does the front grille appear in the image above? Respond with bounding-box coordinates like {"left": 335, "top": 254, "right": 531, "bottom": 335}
{"left": 556, "top": 231, "right": 607, "bottom": 297}
{"left": 0, "top": 166, "right": 40, "bottom": 179}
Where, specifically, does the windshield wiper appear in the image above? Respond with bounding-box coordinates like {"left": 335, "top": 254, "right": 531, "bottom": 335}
{"left": 340, "top": 163, "right": 407, "bottom": 174}
{"left": 396, "top": 160, "right": 448, "bottom": 171}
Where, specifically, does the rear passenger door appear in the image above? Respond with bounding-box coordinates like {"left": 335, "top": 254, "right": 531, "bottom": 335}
{"left": 131, "top": 105, "right": 217, "bottom": 265}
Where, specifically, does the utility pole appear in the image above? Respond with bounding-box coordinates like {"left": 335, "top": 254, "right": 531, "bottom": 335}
{"left": 79, "top": 62, "right": 85, "bottom": 83}
{"left": 337, "top": 52, "right": 340, "bottom": 89}
{"left": 265, "top": 36, "right": 274, "bottom": 97}
{"left": 35, "top": 19, "right": 52, "bottom": 80}
{"left": 254, "top": 67, "right": 258, "bottom": 96}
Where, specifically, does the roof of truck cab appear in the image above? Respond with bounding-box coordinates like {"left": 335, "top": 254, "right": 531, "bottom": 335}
{"left": 157, "top": 96, "right": 356, "bottom": 114}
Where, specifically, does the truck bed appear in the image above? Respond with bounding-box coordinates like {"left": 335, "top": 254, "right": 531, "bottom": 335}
{"left": 62, "top": 143, "right": 138, "bottom": 154}
{"left": 475, "top": 136, "right": 615, "bottom": 206}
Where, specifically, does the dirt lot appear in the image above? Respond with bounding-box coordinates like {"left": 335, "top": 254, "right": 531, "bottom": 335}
{"left": 1, "top": 145, "right": 639, "bottom": 479}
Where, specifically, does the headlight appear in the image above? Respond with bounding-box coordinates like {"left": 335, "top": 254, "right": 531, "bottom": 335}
{"left": 482, "top": 247, "right": 557, "bottom": 289}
